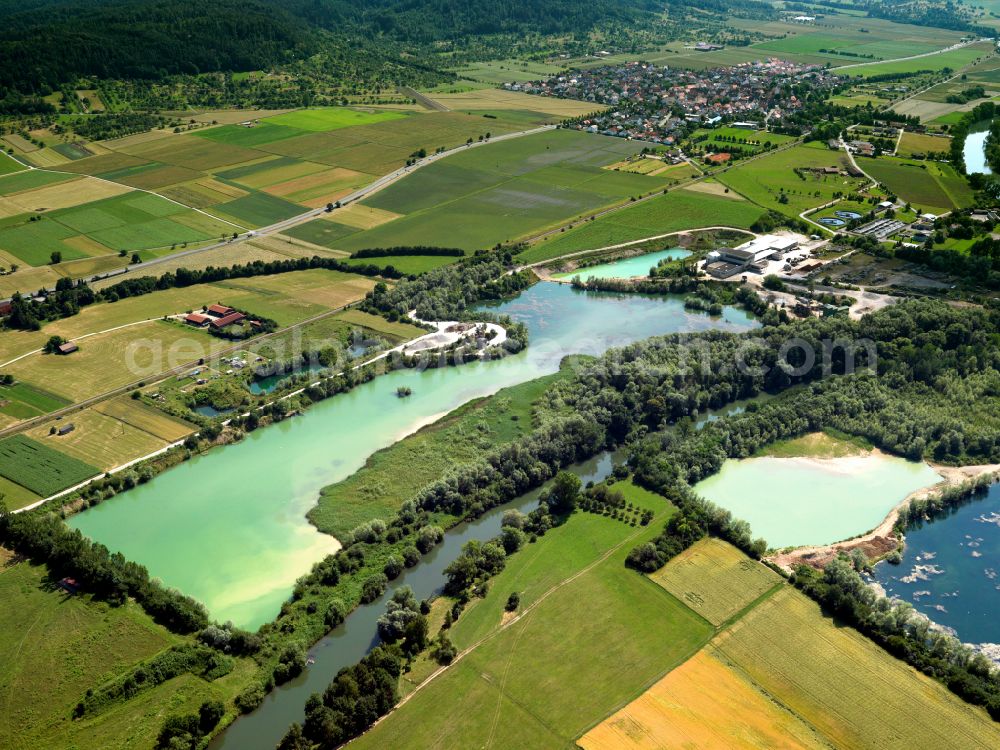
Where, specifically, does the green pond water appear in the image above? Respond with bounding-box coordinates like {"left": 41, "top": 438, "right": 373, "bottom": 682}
{"left": 68, "top": 283, "right": 756, "bottom": 628}
{"left": 694, "top": 454, "right": 942, "bottom": 548}
{"left": 553, "top": 247, "right": 691, "bottom": 280}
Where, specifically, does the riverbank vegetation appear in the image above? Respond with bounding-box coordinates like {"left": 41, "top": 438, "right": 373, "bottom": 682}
{"left": 264, "top": 297, "right": 1000, "bottom": 746}
{"left": 8, "top": 279, "right": 1000, "bottom": 748}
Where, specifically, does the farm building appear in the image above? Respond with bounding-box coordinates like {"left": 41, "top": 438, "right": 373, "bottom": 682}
{"left": 56, "top": 342, "right": 78, "bottom": 355}
{"left": 185, "top": 313, "right": 211, "bottom": 327}
{"left": 210, "top": 311, "right": 246, "bottom": 329}
{"left": 206, "top": 304, "right": 235, "bottom": 318}
{"left": 56, "top": 423, "right": 75, "bottom": 436}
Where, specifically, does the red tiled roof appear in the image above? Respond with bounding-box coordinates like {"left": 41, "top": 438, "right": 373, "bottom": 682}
{"left": 206, "top": 304, "right": 234, "bottom": 317}
{"left": 185, "top": 313, "right": 210, "bottom": 325}
{"left": 210, "top": 311, "right": 246, "bottom": 328}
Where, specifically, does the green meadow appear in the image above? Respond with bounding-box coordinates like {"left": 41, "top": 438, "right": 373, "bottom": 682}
{"left": 518, "top": 188, "right": 764, "bottom": 264}
{"left": 862, "top": 156, "right": 974, "bottom": 213}
{"left": 716, "top": 143, "right": 868, "bottom": 216}
{"left": 311, "top": 367, "right": 571, "bottom": 539}
{"left": 293, "top": 129, "right": 672, "bottom": 254}
{"left": 350, "top": 481, "right": 713, "bottom": 750}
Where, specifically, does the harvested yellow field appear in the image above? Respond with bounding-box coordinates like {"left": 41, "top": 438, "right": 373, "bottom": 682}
{"left": 6, "top": 321, "right": 225, "bottom": 403}
{"left": 210, "top": 268, "right": 375, "bottom": 322}
{"left": 62, "top": 235, "right": 112, "bottom": 257}
{"left": 24, "top": 149, "right": 71, "bottom": 168}
{"left": 3, "top": 134, "right": 37, "bottom": 152}
{"left": 430, "top": 89, "right": 600, "bottom": 117}
{"left": 713, "top": 588, "right": 1000, "bottom": 750}
{"left": 325, "top": 203, "right": 402, "bottom": 230}
{"left": 606, "top": 157, "right": 667, "bottom": 175}
{"left": 101, "top": 129, "right": 172, "bottom": 150}
{"left": 233, "top": 159, "right": 328, "bottom": 189}
{"left": 579, "top": 651, "right": 824, "bottom": 750}
{"left": 897, "top": 130, "right": 952, "bottom": 157}
{"left": 94, "top": 397, "right": 195, "bottom": 442}
{"left": 25, "top": 408, "right": 168, "bottom": 471}
{"left": 89, "top": 242, "right": 281, "bottom": 291}
{"left": 650, "top": 539, "right": 781, "bottom": 626}
{"left": 264, "top": 166, "right": 368, "bottom": 199}
{"left": 0, "top": 176, "right": 128, "bottom": 213}
{"left": 682, "top": 180, "right": 745, "bottom": 199}
{"left": 252, "top": 234, "right": 349, "bottom": 258}
{"left": 0, "top": 267, "right": 63, "bottom": 299}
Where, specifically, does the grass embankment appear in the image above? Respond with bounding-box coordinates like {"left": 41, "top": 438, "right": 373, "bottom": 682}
{"left": 309, "top": 365, "right": 574, "bottom": 539}
{"left": 0, "top": 553, "right": 252, "bottom": 750}
{"left": 350, "top": 481, "right": 714, "bottom": 750}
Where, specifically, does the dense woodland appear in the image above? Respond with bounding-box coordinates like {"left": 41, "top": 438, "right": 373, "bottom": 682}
{"left": 0, "top": 0, "right": 668, "bottom": 100}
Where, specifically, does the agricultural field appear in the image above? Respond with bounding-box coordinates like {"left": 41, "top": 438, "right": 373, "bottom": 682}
{"left": 0, "top": 187, "right": 234, "bottom": 266}
{"left": 427, "top": 88, "right": 599, "bottom": 119}
{"left": 292, "top": 129, "right": 673, "bottom": 255}
{"left": 0, "top": 151, "right": 26, "bottom": 175}
{"left": 649, "top": 538, "right": 782, "bottom": 626}
{"left": 311, "top": 367, "right": 571, "bottom": 538}
{"left": 0, "top": 268, "right": 376, "bottom": 367}
{"left": 94, "top": 396, "right": 196, "bottom": 442}
{"left": 711, "top": 587, "right": 1000, "bottom": 750}
{"left": 25, "top": 407, "right": 174, "bottom": 471}
{"left": 840, "top": 42, "right": 994, "bottom": 78}
{"left": 19, "top": 395, "right": 194, "bottom": 471}
{"left": 897, "top": 131, "right": 953, "bottom": 158}
{"left": 0, "top": 107, "right": 569, "bottom": 289}
{"left": 444, "top": 58, "right": 568, "bottom": 85}
{"left": 4, "top": 320, "right": 223, "bottom": 404}
{"left": 0, "top": 434, "right": 98, "bottom": 496}
{"left": 716, "top": 143, "right": 867, "bottom": 216}
{"left": 861, "top": 156, "right": 974, "bottom": 212}
{"left": 518, "top": 187, "right": 763, "bottom": 264}
{"left": 579, "top": 650, "right": 825, "bottom": 750}
{"left": 205, "top": 268, "right": 375, "bottom": 326}
{"left": 0, "top": 379, "right": 69, "bottom": 425}
{"left": 0, "top": 554, "right": 253, "bottom": 750}
{"left": 349, "top": 482, "right": 713, "bottom": 750}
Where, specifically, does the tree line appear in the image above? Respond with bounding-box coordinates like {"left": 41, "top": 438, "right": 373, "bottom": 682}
{"left": 0, "top": 505, "right": 209, "bottom": 633}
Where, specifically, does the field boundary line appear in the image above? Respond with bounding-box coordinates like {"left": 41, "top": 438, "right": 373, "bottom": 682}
{"left": 361, "top": 507, "right": 669, "bottom": 736}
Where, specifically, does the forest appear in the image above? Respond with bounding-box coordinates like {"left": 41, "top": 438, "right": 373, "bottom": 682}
{"left": 0, "top": 0, "right": 666, "bottom": 97}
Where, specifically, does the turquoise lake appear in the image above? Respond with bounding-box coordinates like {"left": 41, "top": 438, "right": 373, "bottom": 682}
{"left": 694, "top": 454, "right": 942, "bottom": 549}
{"left": 876, "top": 482, "right": 1000, "bottom": 645}
{"left": 68, "top": 282, "right": 757, "bottom": 628}
{"left": 553, "top": 247, "right": 691, "bottom": 280}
